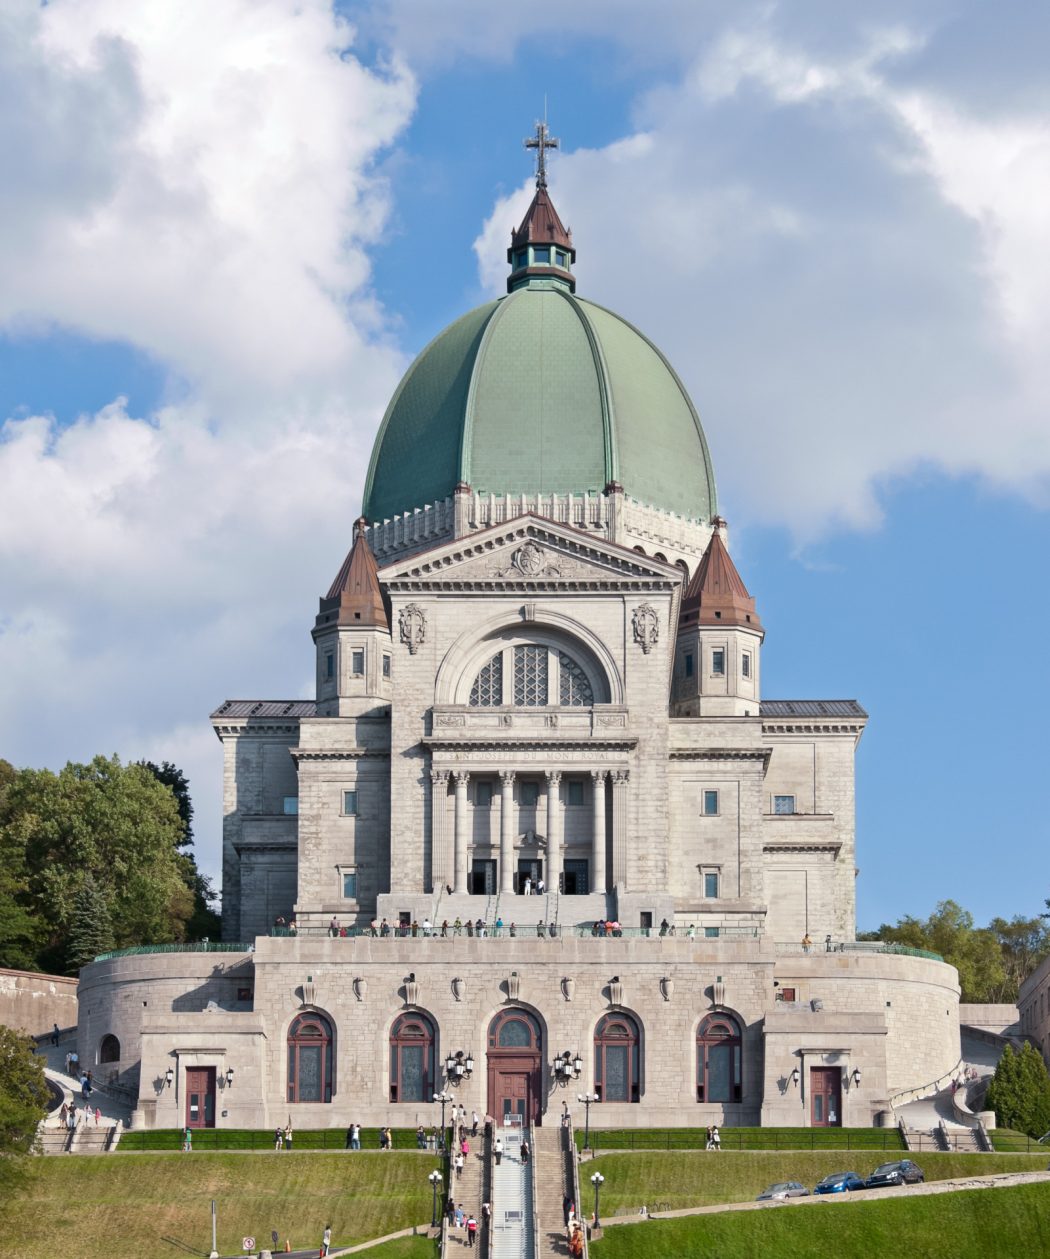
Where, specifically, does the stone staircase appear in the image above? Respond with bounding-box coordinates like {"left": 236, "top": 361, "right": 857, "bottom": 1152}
{"left": 532, "top": 1124, "right": 576, "bottom": 1257}
{"left": 491, "top": 1126, "right": 534, "bottom": 1259}
{"left": 444, "top": 1127, "right": 489, "bottom": 1256}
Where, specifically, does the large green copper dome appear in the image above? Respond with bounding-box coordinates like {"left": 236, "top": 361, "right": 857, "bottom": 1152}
{"left": 363, "top": 184, "right": 717, "bottom": 525}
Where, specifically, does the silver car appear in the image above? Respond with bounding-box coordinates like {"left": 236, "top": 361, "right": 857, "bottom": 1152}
{"left": 756, "top": 1181, "right": 810, "bottom": 1201}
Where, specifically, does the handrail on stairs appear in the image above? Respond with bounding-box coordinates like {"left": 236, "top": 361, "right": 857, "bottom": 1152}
{"left": 566, "top": 1117, "right": 589, "bottom": 1258}
{"left": 529, "top": 1125, "right": 541, "bottom": 1259}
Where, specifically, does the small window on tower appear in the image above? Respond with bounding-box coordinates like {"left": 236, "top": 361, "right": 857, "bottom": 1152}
{"left": 515, "top": 251, "right": 527, "bottom": 268}
{"left": 703, "top": 790, "right": 719, "bottom": 816}
{"left": 704, "top": 871, "right": 720, "bottom": 898}
{"left": 773, "top": 795, "right": 796, "bottom": 815}
{"left": 556, "top": 250, "right": 568, "bottom": 267}
{"left": 383, "top": 655, "right": 391, "bottom": 678}
{"left": 342, "top": 871, "right": 358, "bottom": 898}
{"left": 533, "top": 246, "right": 550, "bottom": 264}
{"left": 684, "top": 653, "right": 694, "bottom": 678}
{"left": 283, "top": 797, "right": 299, "bottom": 815}
{"left": 352, "top": 650, "right": 364, "bottom": 675}
{"left": 325, "top": 653, "right": 334, "bottom": 679}
{"left": 343, "top": 790, "right": 358, "bottom": 815}
{"left": 568, "top": 780, "right": 585, "bottom": 807}
{"left": 711, "top": 649, "right": 725, "bottom": 676}
{"left": 742, "top": 652, "right": 751, "bottom": 678}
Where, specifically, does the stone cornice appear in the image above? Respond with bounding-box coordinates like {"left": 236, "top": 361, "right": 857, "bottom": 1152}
{"left": 669, "top": 747, "right": 772, "bottom": 765}
{"left": 290, "top": 747, "right": 390, "bottom": 762}
{"left": 212, "top": 720, "right": 302, "bottom": 738}
{"left": 762, "top": 720, "right": 866, "bottom": 736}
{"left": 423, "top": 737, "right": 636, "bottom": 753}
{"left": 762, "top": 841, "right": 843, "bottom": 854}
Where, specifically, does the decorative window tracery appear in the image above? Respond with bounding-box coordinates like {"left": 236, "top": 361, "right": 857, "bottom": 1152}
{"left": 389, "top": 1012, "right": 436, "bottom": 1103}
{"left": 558, "top": 651, "right": 593, "bottom": 706}
{"left": 287, "top": 1011, "right": 334, "bottom": 1104}
{"left": 514, "top": 645, "right": 548, "bottom": 706}
{"left": 469, "top": 653, "right": 503, "bottom": 707}
{"left": 696, "top": 1012, "right": 743, "bottom": 1103}
{"left": 594, "top": 1012, "right": 641, "bottom": 1103}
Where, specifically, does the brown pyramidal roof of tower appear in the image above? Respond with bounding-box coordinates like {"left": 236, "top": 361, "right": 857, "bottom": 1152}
{"left": 511, "top": 187, "right": 574, "bottom": 252}
{"left": 319, "top": 517, "right": 388, "bottom": 629}
{"left": 679, "top": 521, "right": 762, "bottom": 631}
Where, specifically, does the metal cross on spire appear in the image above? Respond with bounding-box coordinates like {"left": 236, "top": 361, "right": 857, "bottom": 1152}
{"left": 524, "top": 118, "right": 559, "bottom": 189}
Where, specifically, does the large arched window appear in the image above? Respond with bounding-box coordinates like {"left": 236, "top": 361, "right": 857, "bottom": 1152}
{"left": 389, "top": 1012, "right": 436, "bottom": 1103}
{"left": 287, "top": 1012, "right": 334, "bottom": 1104}
{"left": 696, "top": 1013, "right": 743, "bottom": 1103}
{"left": 98, "top": 1034, "right": 120, "bottom": 1064}
{"left": 468, "top": 645, "right": 594, "bottom": 707}
{"left": 594, "top": 1012, "right": 641, "bottom": 1103}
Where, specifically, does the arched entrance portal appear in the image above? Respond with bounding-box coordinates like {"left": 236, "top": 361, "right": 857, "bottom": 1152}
{"left": 487, "top": 1008, "right": 543, "bottom": 1126}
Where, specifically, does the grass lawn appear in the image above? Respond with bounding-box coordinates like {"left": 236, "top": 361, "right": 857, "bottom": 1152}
{"left": 588, "top": 1150, "right": 1050, "bottom": 1215}
{"left": 364, "top": 1238, "right": 439, "bottom": 1258}
{"left": 578, "top": 1127, "right": 905, "bottom": 1152}
{"left": 0, "top": 1152, "right": 435, "bottom": 1259}
{"left": 989, "top": 1127, "right": 1047, "bottom": 1153}
{"left": 117, "top": 1127, "right": 428, "bottom": 1152}
{"left": 590, "top": 1182, "right": 1050, "bottom": 1258}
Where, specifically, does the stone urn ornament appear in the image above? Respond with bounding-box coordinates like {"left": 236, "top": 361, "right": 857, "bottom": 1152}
{"left": 561, "top": 976, "right": 576, "bottom": 1002}
{"left": 451, "top": 976, "right": 465, "bottom": 1002}
{"left": 352, "top": 976, "right": 367, "bottom": 1002}
{"left": 659, "top": 976, "right": 674, "bottom": 1002}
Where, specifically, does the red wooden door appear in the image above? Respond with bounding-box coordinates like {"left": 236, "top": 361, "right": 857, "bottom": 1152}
{"left": 185, "top": 1066, "right": 216, "bottom": 1128}
{"left": 810, "top": 1067, "right": 841, "bottom": 1127}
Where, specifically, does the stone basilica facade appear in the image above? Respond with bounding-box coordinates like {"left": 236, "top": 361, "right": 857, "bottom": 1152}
{"left": 78, "top": 150, "right": 961, "bottom": 1134}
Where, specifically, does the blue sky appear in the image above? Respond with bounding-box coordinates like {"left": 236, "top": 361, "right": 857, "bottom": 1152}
{"left": 1, "top": 0, "right": 1048, "bottom": 930}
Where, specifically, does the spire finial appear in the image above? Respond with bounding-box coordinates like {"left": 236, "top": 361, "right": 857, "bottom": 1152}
{"left": 524, "top": 116, "right": 559, "bottom": 189}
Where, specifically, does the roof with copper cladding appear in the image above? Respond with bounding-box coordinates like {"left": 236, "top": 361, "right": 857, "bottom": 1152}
{"left": 510, "top": 187, "right": 573, "bottom": 252}
{"left": 761, "top": 700, "right": 868, "bottom": 719}
{"left": 319, "top": 518, "right": 388, "bottom": 629}
{"left": 679, "top": 526, "right": 762, "bottom": 631}
{"left": 210, "top": 700, "right": 316, "bottom": 719}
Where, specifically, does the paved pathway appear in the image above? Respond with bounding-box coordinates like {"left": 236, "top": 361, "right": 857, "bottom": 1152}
{"left": 34, "top": 1028, "right": 134, "bottom": 1152}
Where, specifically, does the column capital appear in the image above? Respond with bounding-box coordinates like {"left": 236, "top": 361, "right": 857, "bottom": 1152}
{"left": 454, "top": 770, "right": 471, "bottom": 787}
{"left": 590, "top": 769, "right": 608, "bottom": 784}
{"left": 545, "top": 769, "right": 563, "bottom": 785}
{"left": 431, "top": 769, "right": 450, "bottom": 785}
{"left": 499, "top": 769, "right": 517, "bottom": 786}
{"left": 613, "top": 769, "right": 630, "bottom": 784}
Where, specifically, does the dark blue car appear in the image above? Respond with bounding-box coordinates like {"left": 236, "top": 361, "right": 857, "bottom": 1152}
{"left": 814, "top": 1171, "right": 865, "bottom": 1194}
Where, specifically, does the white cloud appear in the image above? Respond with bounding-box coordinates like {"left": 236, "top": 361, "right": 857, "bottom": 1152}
{"left": 470, "top": 12, "right": 1050, "bottom": 532}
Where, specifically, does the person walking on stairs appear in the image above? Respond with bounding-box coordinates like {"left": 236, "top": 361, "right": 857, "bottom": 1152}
{"left": 466, "top": 1214, "right": 478, "bottom": 1247}
{"left": 494, "top": 1137, "right": 503, "bottom": 1165}
{"left": 520, "top": 1137, "right": 530, "bottom": 1164}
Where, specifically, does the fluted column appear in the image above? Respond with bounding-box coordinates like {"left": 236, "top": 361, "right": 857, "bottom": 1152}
{"left": 430, "top": 770, "right": 450, "bottom": 892}
{"left": 546, "top": 771, "right": 563, "bottom": 892}
{"left": 453, "top": 771, "right": 470, "bottom": 894}
{"left": 500, "top": 770, "right": 516, "bottom": 894}
{"left": 611, "top": 769, "right": 630, "bottom": 886}
{"left": 591, "top": 770, "right": 608, "bottom": 894}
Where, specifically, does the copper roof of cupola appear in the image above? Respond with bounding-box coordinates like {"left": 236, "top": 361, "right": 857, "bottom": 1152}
{"left": 680, "top": 521, "right": 763, "bottom": 632}
{"left": 317, "top": 517, "right": 388, "bottom": 630}
{"left": 506, "top": 119, "right": 576, "bottom": 293}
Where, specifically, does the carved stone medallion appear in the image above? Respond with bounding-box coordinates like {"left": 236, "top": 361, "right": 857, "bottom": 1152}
{"left": 399, "top": 603, "right": 427, "bottom": 654}
{"left": 632, "top": 603, "right": 659, "bottom": 654}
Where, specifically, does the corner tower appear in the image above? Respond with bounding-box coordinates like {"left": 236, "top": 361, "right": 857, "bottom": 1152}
{"left": 313, "top": 518, "right": 392, "bottom": 717}
{"left": 672, "top": 519, "right": 764, "bottom": 717}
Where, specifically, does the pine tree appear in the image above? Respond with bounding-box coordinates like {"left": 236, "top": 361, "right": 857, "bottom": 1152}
{"left": 986, "top": 1042, "right": 1050, "bottom": 1138}
{"left": 66, "top": 876, "right": 114, "bottom": 971}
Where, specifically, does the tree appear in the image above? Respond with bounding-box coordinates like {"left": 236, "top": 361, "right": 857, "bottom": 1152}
{"left": 139, "top": 761, "right": 194, "bottom": 848}
{"left": 0, "top": 755, "right": 193, "bottom": 974}
{"left": 67, "top": 876, "right": 115, "bottom": 971}
{"left": 985, "top": 1043, "right": 1050, "bottom": 1139}
{"left": 0, "top": 1025, "right": 48, "bottom": 1189}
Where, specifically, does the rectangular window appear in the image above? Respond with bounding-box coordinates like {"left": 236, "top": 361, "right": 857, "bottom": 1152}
{"left": 342, "top": 790, "right": 358, "bottom": 815}
{"left": 520, "top": 782, "right": 539, "bottom": 807}
{"left": 352, "top": 649, "right": 365, "bottom": 675}
{"left": 704, "top": 871, "right": 720, "bottom": 898}
{"left": 711, "top": 648, "right": 725, "bottom": 676}
{"left": 685, "top": 652, "right": 694, "bottom": 678}
{"left": 515, "top": 251, "right": 527, "bottom": 268}
{"left": 742, "top": 652, "right": 751, "bottom": 678}
{"left": 555, "top": 250, "right": 568, "bottom": 267}
{"left": 382, "top": 654, "right": 391, "bottom": 678}
{"left": 533, "top": 246, "right": 550, "bottom": 263}
{"left": 283, "top": 796, "right": 298, "bottom": 815}
{"left": 705, "top": 926, "right": 720, "bottom": 938}
{"left": 780, "top": 987, "right": 796, "bottom": 1002}
{"left": 342, "top": 871, "right": 358, "bottom": 898}
{"left": 325, "top": 653, "right": 334, "bottom": 679}
{"left": 567, "top": 780, "right": 585, "bottom": 807}
{"left": 773, "top": 795, "right": 796, "bottom": 815}
{"left": 702, "top": 789, "right": 719, "bottom": 816}
{"left": 475, "top": 781, "right": 493, "bottom": 808}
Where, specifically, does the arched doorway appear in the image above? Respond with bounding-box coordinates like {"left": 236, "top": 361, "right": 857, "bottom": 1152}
{"left": 487, "top": 1008, "right": 543, "bottom": 1126}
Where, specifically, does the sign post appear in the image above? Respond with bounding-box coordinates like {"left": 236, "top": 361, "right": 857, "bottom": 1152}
{"left": 208, "top": 1200, "right": 218, "bottom": 1259}
{"left": 242, "top": 1237, "right": 255, "bottom": 1253}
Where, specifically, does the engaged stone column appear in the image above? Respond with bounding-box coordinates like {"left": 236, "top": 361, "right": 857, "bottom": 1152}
{"left": 611, "top": 769, "right": 630, "bottom": 886}
{"left": 431, "top": 770, "right": 450, "bottom": 893}
{"left": 546, "top": 771, "right": 562, "bottom": 892}
{"left": 591, "top": 770, "right": 608, "bottom": 893}
{"left": 500, "top": 770, "right": 516, "bottom": 894}
{"left": 453, "top": 771, "right": 470, "bottom": 895}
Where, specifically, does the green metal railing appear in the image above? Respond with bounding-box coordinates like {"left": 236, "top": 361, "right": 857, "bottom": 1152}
{"left": 93, "top": 942, "right": 252, "bottom": 962}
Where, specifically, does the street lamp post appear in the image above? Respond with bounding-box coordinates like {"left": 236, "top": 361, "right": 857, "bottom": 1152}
{"left": 577, "top": 1092, "right": 598, "bottom": 1151}
{"left": 433, "top": 1090, "right": 454, "bottom": 1151}
{"left": 590, "top": 1171, "right": 605, "bottom": 1229}
{"left": 428, "top": 1169, "right": 443, "bottom": 1228}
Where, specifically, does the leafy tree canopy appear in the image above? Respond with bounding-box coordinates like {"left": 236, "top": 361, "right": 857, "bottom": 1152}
{"left": 985, "top": 1043, "right": 1050, "bottom": 1140}
{"left": 0, "top": 1025, "right": 49, "bottom": 1189}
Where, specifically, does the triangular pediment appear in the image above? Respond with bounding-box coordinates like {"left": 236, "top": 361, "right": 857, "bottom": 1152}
{"left": 378, "top": 514, "right": 681, "bottom": 590}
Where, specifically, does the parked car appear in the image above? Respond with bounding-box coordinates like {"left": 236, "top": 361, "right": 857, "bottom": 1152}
{"left": 756, "top": 1181, "right": 810, "bottom": 1201}
{"left": 864, "top": 1159, "right": 925, "bottom": 1189}
{"left": 813, "top": 1171, "right": 866, "bottom": 1194}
